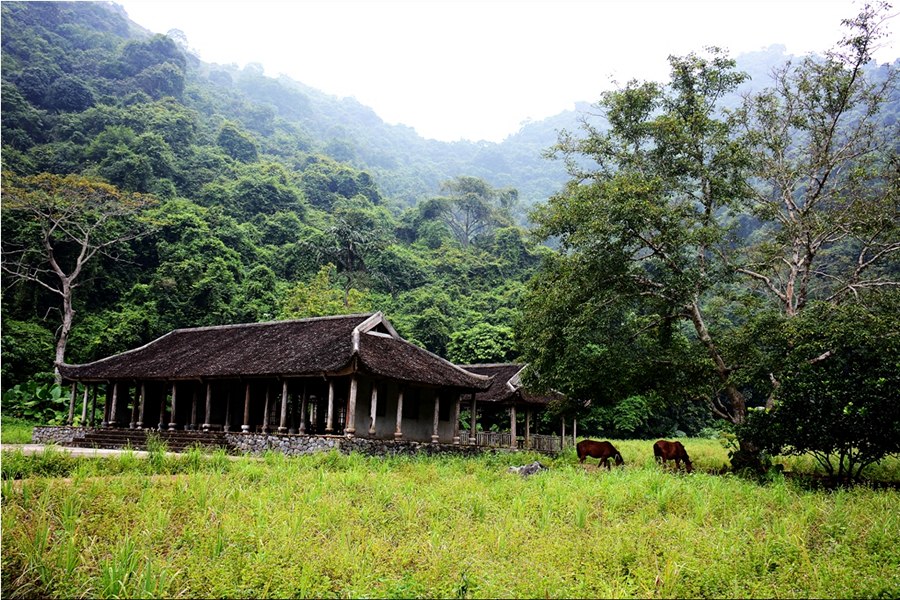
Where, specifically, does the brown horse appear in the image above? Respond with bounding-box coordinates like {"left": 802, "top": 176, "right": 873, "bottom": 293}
{"left": 653, "top": 440, "right": 693, "bottom": 473}
{"left": 576, "top": 440, "right": 624, "bottom": 469}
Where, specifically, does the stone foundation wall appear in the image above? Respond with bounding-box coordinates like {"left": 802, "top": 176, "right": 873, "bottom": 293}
{"left": 29, "top": 426, "right": 517, "bottom": 458}
{"left": 225, "top": 432, "right": 504, "bottom": 458}
{"left": 31, "top": 426, "right": 87, "bottom": 445}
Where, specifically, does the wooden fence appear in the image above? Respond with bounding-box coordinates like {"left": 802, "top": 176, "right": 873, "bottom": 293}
{"left": 457, "top": 430, "right": 561, "bottom": 452}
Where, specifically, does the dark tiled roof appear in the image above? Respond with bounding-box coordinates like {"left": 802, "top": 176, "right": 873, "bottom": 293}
{"left": 59, "top": 313, "right": 490, "bottom": 390}
{"left": 460, "top": 363, "right": 559, "bottom": 406}
{"left": 359, "top": 334, "right": 490, "bottom": 390}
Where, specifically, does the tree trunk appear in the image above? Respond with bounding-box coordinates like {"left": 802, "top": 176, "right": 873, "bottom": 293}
{"left": 687, "top": 300, "right": 746, "bottom": 423}
{"left": 53, "top": 280, "right": 75, "bottom": 385}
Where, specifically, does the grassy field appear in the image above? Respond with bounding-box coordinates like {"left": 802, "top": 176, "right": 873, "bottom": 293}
{"left": 0, "top": 418, "right": 35, "bottom": 444}
{"left": 1, "top": 439, "right": 899, "bottom": 599}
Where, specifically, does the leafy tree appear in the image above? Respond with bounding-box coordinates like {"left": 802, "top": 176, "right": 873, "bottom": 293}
{"left": 217, "top": 121, "right": 258, "bottom": 163}
{"left": 739, "top": 299, "right": 900, "bottom": 480}
{"left": 44, "top": 74, "right": 94, "bottom": 112}
{"left": 522, "top": 48, "right": 751, "bottom": 425}
{"left": 1, "top": 173, "right": 156, "bottom": 381}
{"left": 1, "top": 320, "right": 55, "bottom": 390}
{"left": 119, "top": 34, "right": 186, "bottom": 76}
{"left": 312, "top": 196, "right": 394, "bottom": 303}
{"left": 446, "top": 322, "right": 517, "bottom": 364}
{"left": 735, "top": 2, "right": 899, "bottom": 315}
{"left": 280, "top": 263, "right": 370, "bottom": 318}
{"left": 134, "top": 61, "right": 185, "bottom": 99}
{"left": 434, "top": 176, "right": 511, "bottom": 248}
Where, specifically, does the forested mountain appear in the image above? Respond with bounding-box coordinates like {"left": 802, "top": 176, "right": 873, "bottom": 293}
{"left": 2, "top": 1, "right": 897, "bottom": 446}
{"left": 0, "top": 1, "right": 545, "bottom": 390}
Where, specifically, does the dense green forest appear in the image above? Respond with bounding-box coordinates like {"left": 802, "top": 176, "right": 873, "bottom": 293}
{"left": 0, "top": 1, "right": 544, "bottom": 383}
{"left": 2, "top": 1, "right": 898, "bottom": 468}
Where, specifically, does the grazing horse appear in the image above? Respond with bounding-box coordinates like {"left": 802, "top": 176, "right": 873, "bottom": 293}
{"left": 653, "top": 440, "right": 693, "bottom": 473}
{"left": 576, "top": 440, "right": 624, "bottom": 469}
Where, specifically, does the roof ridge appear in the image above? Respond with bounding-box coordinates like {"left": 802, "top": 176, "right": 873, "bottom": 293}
{"left": 170, "top": 313, "right": 375, "bottom": 334}
{"left": 58, "top": 329, "right": 176, "bottom": 370}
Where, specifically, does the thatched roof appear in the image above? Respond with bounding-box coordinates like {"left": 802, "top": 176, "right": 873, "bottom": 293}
{"left": 460, "top": 363, "right": 561, "bottom": 406}
{"left": 59, "top": 313, "right": 491, "bottom": 390}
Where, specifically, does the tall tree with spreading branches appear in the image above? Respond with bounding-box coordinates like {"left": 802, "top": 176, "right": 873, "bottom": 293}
{"left": 2, "top": 173, "right": 156, "bottom": 381}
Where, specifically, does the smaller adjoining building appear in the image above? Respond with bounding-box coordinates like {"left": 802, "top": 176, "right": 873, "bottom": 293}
{"left": 51, "top": 313, "right": 563, "bottom": 455}
{"left": 459, "top": 363, "right": 563, "bottom": 452}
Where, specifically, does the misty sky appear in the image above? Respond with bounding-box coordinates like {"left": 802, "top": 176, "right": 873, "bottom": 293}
{"left": 116, "top": 0, "right": 898, "bottom": 143}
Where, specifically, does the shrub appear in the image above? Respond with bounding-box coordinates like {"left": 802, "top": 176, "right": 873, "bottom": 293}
{"left": 738, "top": 302, "right": 900, "bottom": 480}
{"left": 1, "top": 378, "right": 69, "bottom": 425}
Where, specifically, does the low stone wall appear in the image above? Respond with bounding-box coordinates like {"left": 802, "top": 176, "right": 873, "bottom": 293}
{"left": 31, "top": 426, "right": 87, "bottom": 445}
{"left": 224, "top": 432, "right": 340, "bottom": 456}
{"left": 29, "top": 426, "right": 520, "bottom": 458}
{"left": 225, "top": 432, "right": 503, "bottom": 458}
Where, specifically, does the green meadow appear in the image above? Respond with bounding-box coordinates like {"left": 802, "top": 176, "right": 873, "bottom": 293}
{"left": 2, "top": 440, "right": 898, "bottom": 599}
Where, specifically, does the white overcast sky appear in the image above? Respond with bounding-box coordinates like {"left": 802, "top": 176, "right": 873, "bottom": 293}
{"left": 116, "top": 0, "right": 898, "bottom": 143}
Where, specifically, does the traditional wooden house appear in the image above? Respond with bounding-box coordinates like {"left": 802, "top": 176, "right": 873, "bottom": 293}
{"left": 459, "top": 363, "right": 562, "bottom": 451}
{"left": 58, "top": 313, "right": 492, "bottom": 445}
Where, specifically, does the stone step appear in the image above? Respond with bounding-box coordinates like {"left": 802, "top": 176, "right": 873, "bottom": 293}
{"left": 67, "top": 429, "right": 235, "bottom": 453}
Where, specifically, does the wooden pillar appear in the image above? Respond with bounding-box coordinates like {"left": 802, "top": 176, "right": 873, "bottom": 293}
{"left": 368, "top": 383, "right": 378, "bottom": 436}
{"left": 394, "top": 387, "right": 404, "bottom": 440}
{"left": 130, "top": 385, "right": 140, "bottom": 429}
{"left": 158, "top": 386, "right": 167, "bottom": 430}
{"left": 431, "top": 394, "right": 440, "bottom": 444}
{"left": 242, "top": 383, "right": 251, "bottom": 433}
{"left": 453, "top": 394, "right": 461, "bottom": 444}
{"left": 299, "top": 383, "right": 308, "bottom": 434}
{"left": 470, "top": 392, "right": 477, "bottom": 445}
{"left": 345, "top": 375, "right": 358, "bottom": 436}
{"left": 101, "top": 384, "right": 112, "bottom": 427}
{"left": 526, "top": 407, "right": 532, "bottom": 449}
{"left": 573, "top": 419, "right": 577, "bottom": 446}
{"left": 190, "top": 387, "right": 199, "bottom": 431}
{"left": 67, "top": 383, "right": 77, "bottom": 426}
{"left": 262, "top": 384, "right": 271, "bottom": 433}
{"left": 561, "top": 419, "right": 566, "bottom": 449}
{"left": 80, "top": 385, "right": 89, "bottom": 427}
{"left": 325, "top": 380, "right": 335, "bottom": 433}
{"left": 288, "top": 388, "right": 297, "bottom": 434}
{"left": 510, "top": 404, "right": 517, "bottom": 449}
{"left": 279, "top": 380, "right": 289, "bottom": 433}
{"left": 202, "top": 383, "right": 212, "bottom": 431}
{"left": 168, "top": 383, "right": 178, "bottom": 431}
{"left": 136, "top": 383, "right": 146, "bottom": 429}
{"left": 109, "top": 382, "right": 119, "bottom": 427}
{"left": 89, "top": 384, "right": 98, "bottom": 427}
{"left": 224, "top": 389, "right": 232, "bottom": 432}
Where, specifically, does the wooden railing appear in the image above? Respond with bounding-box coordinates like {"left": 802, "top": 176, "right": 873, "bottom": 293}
{"left": 526, "top": 434, "right": 562, "bottom": 452}
{"left": 457, "top": 430, "right": 561, "bottom": 452}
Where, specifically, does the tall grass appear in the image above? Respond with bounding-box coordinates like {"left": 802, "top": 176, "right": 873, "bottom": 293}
{"left": 1, "top": 417, "right": 35, "bottom": 444}
{"left": 2, "top": 441, "right": 898, "bottom": 598}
